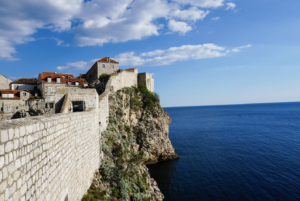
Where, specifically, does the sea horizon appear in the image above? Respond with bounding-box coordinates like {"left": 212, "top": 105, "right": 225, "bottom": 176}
{"left": 163, "top": 101, "right": 300, "bottom": 109}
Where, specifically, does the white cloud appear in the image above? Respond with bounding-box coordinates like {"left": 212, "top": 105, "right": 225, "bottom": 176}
{"left": 57, "top": 59, "right": 98, "bottom": 71}
{"left": 0, "top": 0, "right": 234, "bottom": 60}
{"left": 115, "top": 43, "right": 228, "bottom": 66}
{"left": 211, "top": 16, "right": 220, "bottom": 21}
{"left": 225, "top": 2, "right": 236, "bottom": 10}
{"left": 231, "top": 44, "right": 252, "bottom": 52}
{"left": 168, "top": 20, "right": 192, "bottom": 34}
{"left": 58, "top": 43, "right": 251, "bottom": 70}
{"left": 171, "top": 0, "right": 224, "bottom": 8}
{"left": 169, "top": 7, "right": 210, "bottom": 22}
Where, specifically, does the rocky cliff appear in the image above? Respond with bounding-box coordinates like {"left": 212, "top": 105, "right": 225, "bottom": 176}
{"left": 82, "top": 86, "right": 179, "bottom": 201}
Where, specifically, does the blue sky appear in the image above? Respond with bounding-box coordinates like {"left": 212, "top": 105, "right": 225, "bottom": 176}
{"left": 1, "top": 0, "right": 300, "bottom": 107}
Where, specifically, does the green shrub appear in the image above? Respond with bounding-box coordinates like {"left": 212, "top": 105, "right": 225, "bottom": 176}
{"left": 109, "top": 116, "right": 117, "bottom": 124}
{"left": 131, "top": 82, "right": 160, "bottom": 110}
{"left": 81, "top": 194, "right": 93, "bottom": 201}
{"left": 112, "top": 188, "right": 119, "bottom": 198}
{"left": 131, "top": 193, "right": 145, "bottom": 201}
{"left": 125, "top": 125, "right": 131, "bottom": 133}
{"left": 99, "top": 74, "right": 110, "bottom": 83}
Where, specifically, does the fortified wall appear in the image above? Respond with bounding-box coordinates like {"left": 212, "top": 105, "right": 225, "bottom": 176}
{"left": 0, "top": 70, "right": 150, "bottom": 200}
{"left": 0, "top": 109, "right": 101, "bottom": 201}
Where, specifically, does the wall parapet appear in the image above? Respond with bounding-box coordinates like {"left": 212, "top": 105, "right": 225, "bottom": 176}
{"left": 0, "top": 108, "right": 101, "bottom": 201}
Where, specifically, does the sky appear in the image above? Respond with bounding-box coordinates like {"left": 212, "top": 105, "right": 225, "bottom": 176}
{"left": 0, "top": 0, "right": 300, "bottom": 107}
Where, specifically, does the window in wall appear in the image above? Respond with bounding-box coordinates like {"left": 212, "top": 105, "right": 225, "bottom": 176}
{"left": 35, "top": 93, "right": 38, "bottom": 96}
{"left": 62, "top": 75, "right": 65, "bottom": 78}
{"left": 47, "top": 87, "right": 52, "bottom": 93}
{"left": 68, "top": 82, "right": 71, "bottom": 85}
{"left": 49, "top": 103, "right": 54, "bottom": 108}
{"left": 112, "top": 65, "right": 114, "bottom": 69}
{"left": 2, "top": 94, "right": 7, "bottom": 98}
{"left": 56, "top": 77, "right": 61, "bottom": 83}
{"left": 47, "top": 77, "right": 52, "bottom": 83}
{"left": 25, "top": 100, "right": 28, "bottom": 106}
{"left": 75, "top": 82, "right": 79, "bottom": 86}
{"left": 6, "top": 105, "right": 11, "bottom": 112}
{"left": 23, "top": 92, "right": 26, "bottom": 96}
{"left": 8, "top": 94, "right": 14, "bottom": 98}
{"left": 102, "top": 64, "right": 105, "bottom": 68}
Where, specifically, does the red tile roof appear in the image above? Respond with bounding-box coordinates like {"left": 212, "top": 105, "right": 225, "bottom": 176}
{"left": 39, "top": 72, "right": 86, "bottom": 86}
{"left": 97, "top": 57, "right": 118, "bottom": 63}
{"left": 0, "top": 90, "right": 20, "bottom": 99}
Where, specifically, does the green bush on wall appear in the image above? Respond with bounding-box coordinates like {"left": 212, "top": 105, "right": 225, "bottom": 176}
{"left": 135, "top": 82, "right": 160, "bottom": 110}
{"left": 99, "top": 74, "right": 110, "bottom": 83}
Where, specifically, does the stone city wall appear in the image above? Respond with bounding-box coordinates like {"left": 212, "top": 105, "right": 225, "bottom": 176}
{"left": 54, "top": 88, "right": 98, "bottom": 113}
{"left": 106, "top": 71, "right": 137, "bottom": 93}
{"left": 98, "top": 91, "right": 109, "bottom": 133}
{"left": 0, "top": 108, "right": 102, "bottom": 201}
{"left": 0, "top": 75, "right": 12, "bottom": 90}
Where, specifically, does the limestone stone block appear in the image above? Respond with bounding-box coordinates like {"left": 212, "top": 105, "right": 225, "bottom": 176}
{"left": 0, "top": 157, "right": 4, "bottom": 169}
{"left": 20, "top": 127, "right": 25, "bottom": 137}
{"left": 1, "top": 130, "right": 8, "bottom": 143}
{"left": 0, "top": 180, "right": 7, "bottom": 192}
{"left": 15, "top": 159, "right": 21, "bottom": 169}
{"left": 13, "top": 171, "right": 20, "bottom": 181}
{"left": 0, "top": 145, "right": 3, "bottom": 156}
{"left": 20, "top": 184, "right": 27, "bottom": 196}
{"left": 26, "top": 126, "right": 32, "bottom": 135}
{"left": 2, "top": 167, "right": 7, "bottom": 180}
{"left": 13, "top": 140, "right": 19, "bottom": 150}
{"left": 13, "top": 191, "right": 21, "bottom": 201}
{"left": 5, "top": 142, "right": 13, "bottom": 153}
{"left": 9, "top": 182, "right": 16, "bottom": 196}
{"left": 0, "top": 194, "right": 4, "bottom": 201}
{"left": 14, "top": 128, "right": 19, "bottom": 139}
{"left": 8, "top": 162, "right": 15, "bottom": 174}
{"left": 7, "top": 175, "right": 13, "bottom": 186}
{"left": 17, "top": 178, "right": 22, "bottom": 189}
{"left": 5, "top": 188, "right": 9, "bottom": 200}
{"left": 8, "top": 129, "right": 14, "bottom": 141}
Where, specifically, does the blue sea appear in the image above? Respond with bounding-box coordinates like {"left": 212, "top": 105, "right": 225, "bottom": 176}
{"left": 148, "top": 102, "right": 300, "bottom": 201}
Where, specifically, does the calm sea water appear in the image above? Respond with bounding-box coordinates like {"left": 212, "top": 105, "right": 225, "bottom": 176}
{"left": 148, "top": 102, "right": 300, "bottom": 201}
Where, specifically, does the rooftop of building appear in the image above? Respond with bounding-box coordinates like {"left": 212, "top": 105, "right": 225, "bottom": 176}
{"left": 39, "top": 72, "right": 87, "bottom": 86}
{"left": 97, "top": 57, "right": 118, "bottom": 63}
{"left": 0, "top": 90, "right": 20, "bottom": 99}
{"left": 11, "top": 78, "right": 37, "bottom": 85}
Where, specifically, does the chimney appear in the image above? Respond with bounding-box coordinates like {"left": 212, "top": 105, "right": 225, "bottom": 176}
{"left": 54, "top": 72, "right": 57, "bottom": 74}
{"left": 106, "top": 57, "right": 110, "bottom": 62}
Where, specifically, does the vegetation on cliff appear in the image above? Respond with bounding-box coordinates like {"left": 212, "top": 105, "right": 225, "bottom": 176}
{"left": 82, "top": 84, "right": 178, "bottom": 201}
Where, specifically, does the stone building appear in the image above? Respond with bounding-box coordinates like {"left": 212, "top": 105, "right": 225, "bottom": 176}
{"left": 86, "top": 57, "right": 119, "bottom": 84}
{"left": 10, "top": 78, "right": 37, "bottom": 90}
{"left": 0, "top": 90, "right": 30, "bottom": 119}
{"left": 37, "top": 72, "right": 88, "bottom": 112}
{"left": 138, "top": 72, "right": 154, "bottom": 92}
{"left": 0, "top": 74, "right": 12, "bottom": 89}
